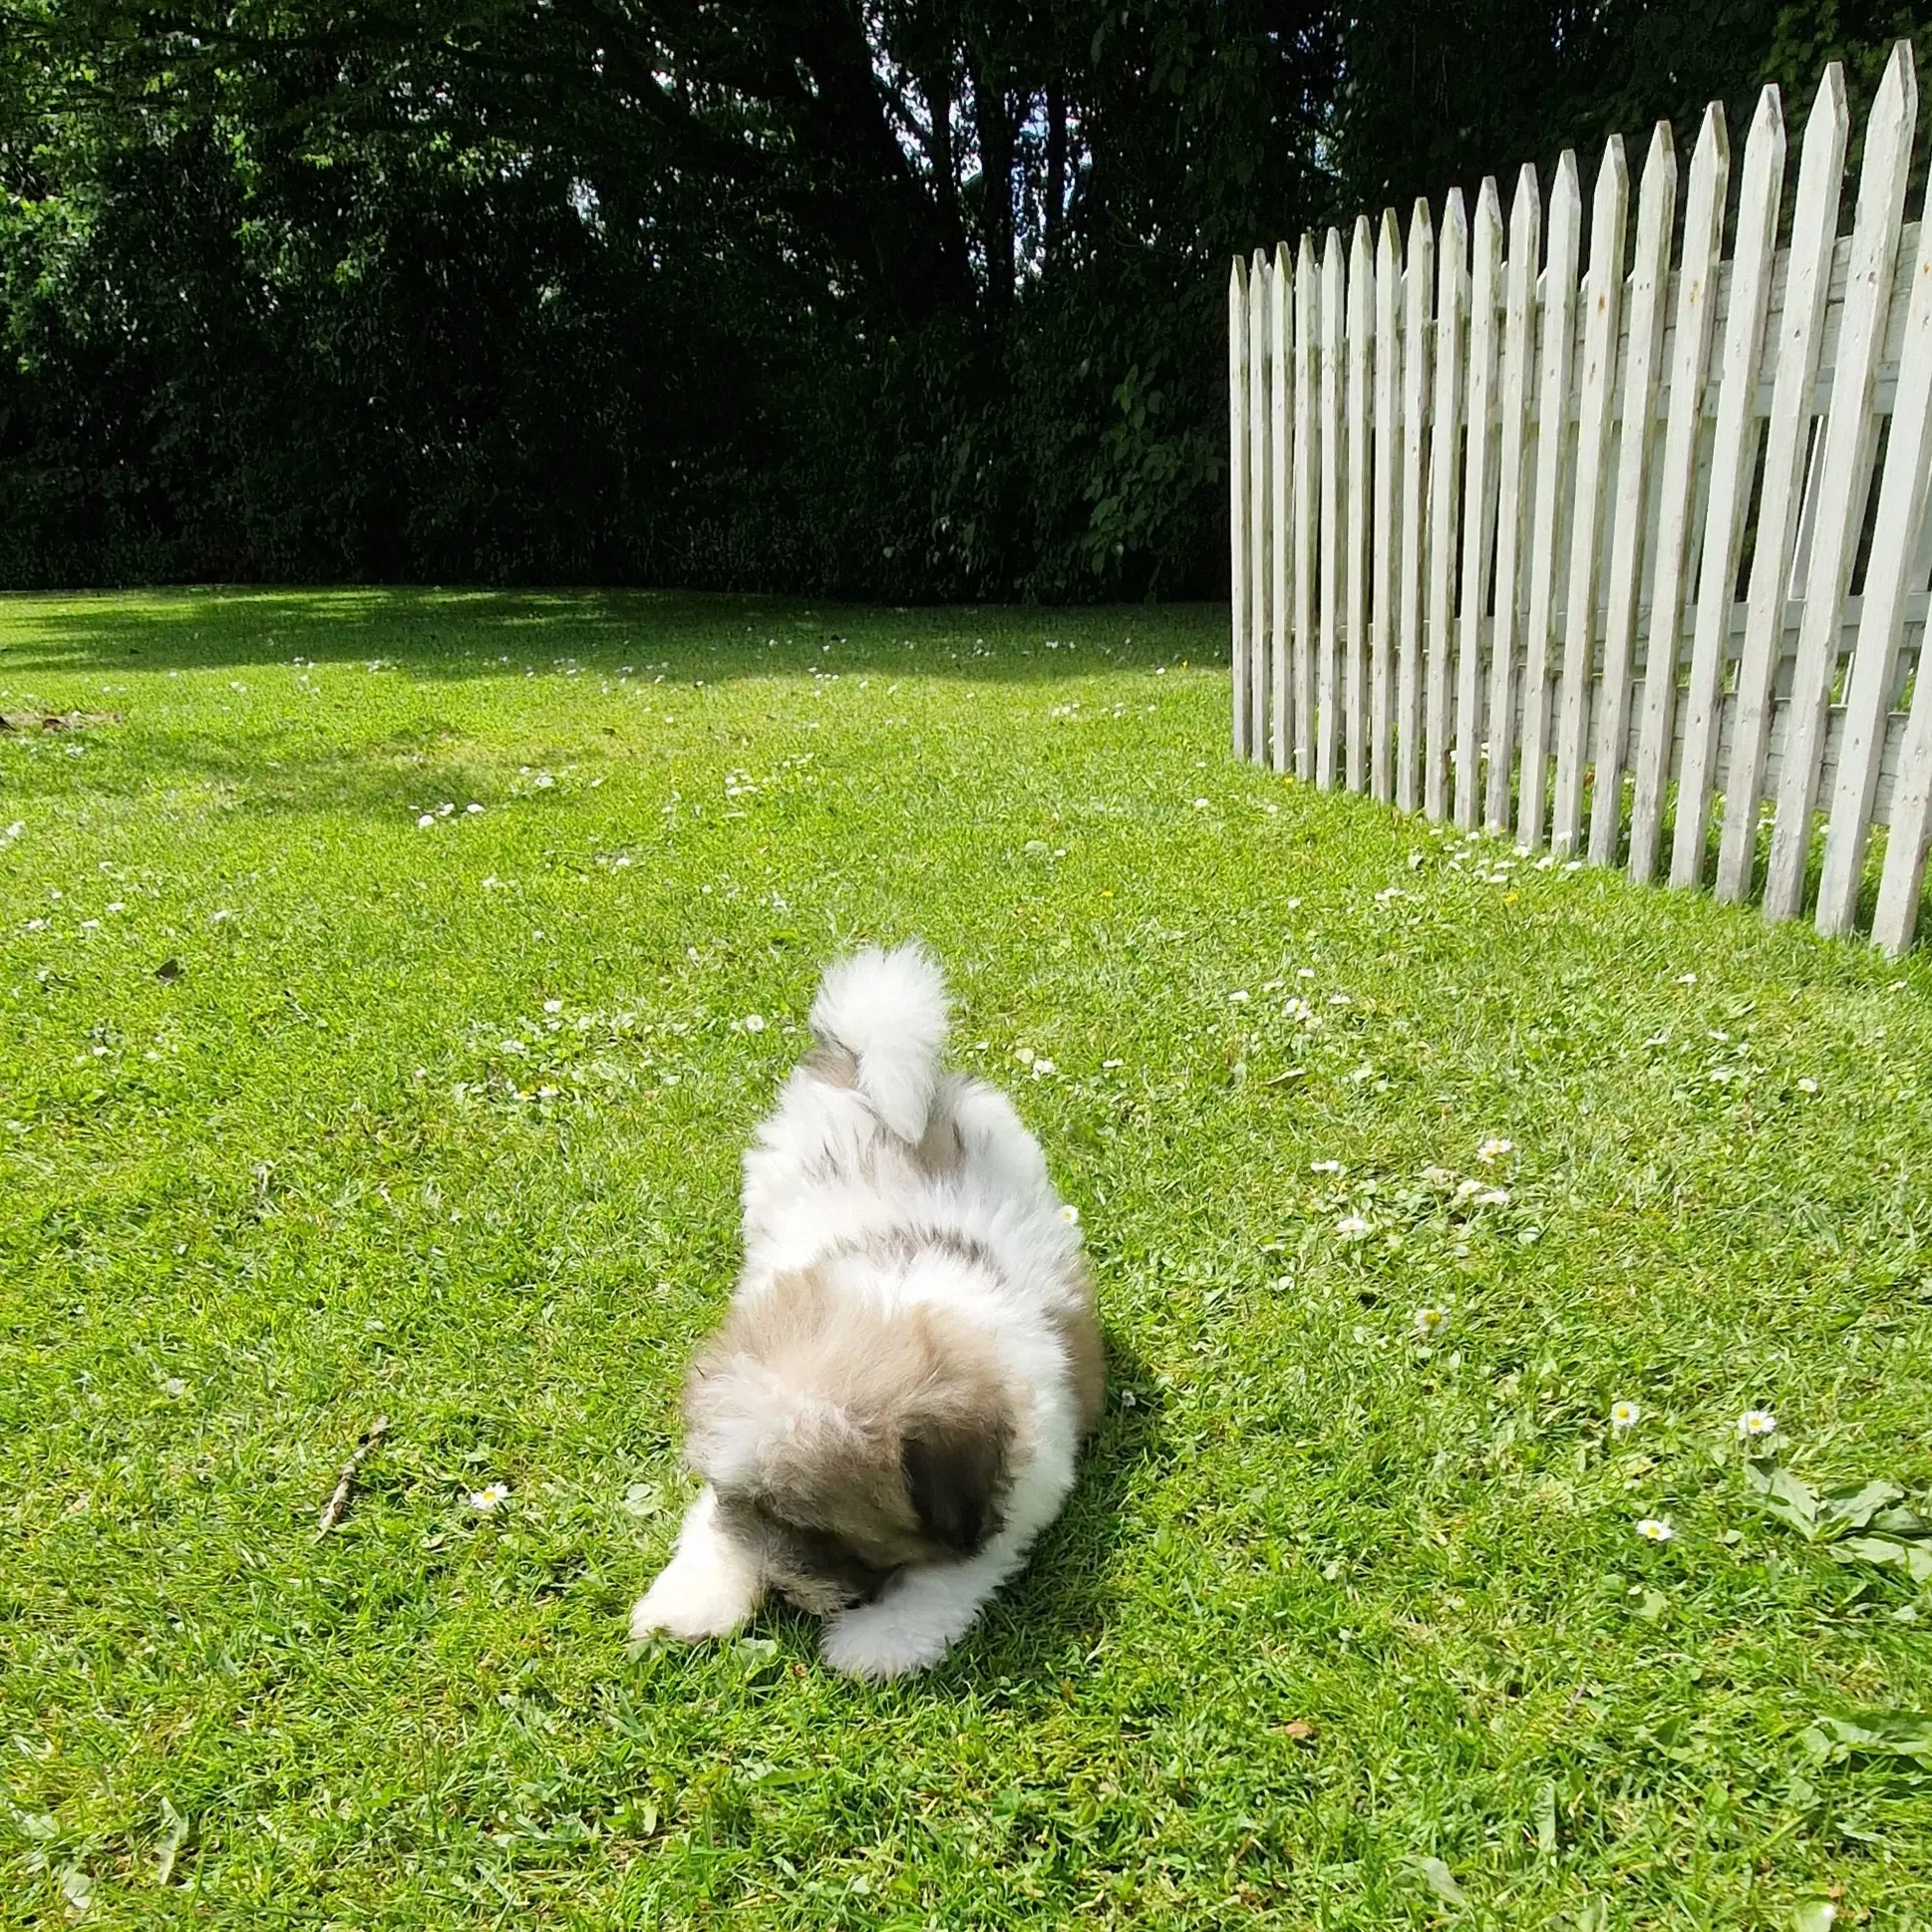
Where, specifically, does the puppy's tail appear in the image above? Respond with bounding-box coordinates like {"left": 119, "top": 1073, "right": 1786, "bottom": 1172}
{"left": 809, "top": 940, "right": 950, "bottom": 1143}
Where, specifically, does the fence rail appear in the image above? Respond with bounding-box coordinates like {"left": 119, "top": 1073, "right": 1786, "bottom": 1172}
{"left": 1229, "top": 42, "right": 1932, "bottom": 953}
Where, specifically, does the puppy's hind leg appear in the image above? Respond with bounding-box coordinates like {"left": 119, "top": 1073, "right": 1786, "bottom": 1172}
{"left": 630, "top": 1486, "right": 764, "bottom": 1644}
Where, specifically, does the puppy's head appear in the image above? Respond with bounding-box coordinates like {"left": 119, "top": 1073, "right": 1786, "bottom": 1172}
{"left": 683, "top": 1269, "right": 1015, "bottom": 1613}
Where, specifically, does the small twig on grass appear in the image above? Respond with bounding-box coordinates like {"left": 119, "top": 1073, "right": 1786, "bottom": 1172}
{"left": 316, "top": 1417, "right": 390, "bottom": 1538}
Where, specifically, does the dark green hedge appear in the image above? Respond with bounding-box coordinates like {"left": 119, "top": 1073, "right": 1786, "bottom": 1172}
{"left": 1, "top": 1, "right": 1920, "bottom": 598}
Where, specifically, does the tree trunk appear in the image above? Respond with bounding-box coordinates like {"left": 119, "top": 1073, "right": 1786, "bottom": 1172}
{"left": 1045, "top": 86, "right": 1066, "bottom": 261}
{"left": 972, "top": 66, "right": 1015, "bottom": 310}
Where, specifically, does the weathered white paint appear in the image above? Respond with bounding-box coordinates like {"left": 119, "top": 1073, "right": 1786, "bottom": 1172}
{"left": 1716, "top": 66, "right": 1848, "bottom": 904}
{"left": 1371, "top": 210, "right": 1401, "bottom": 805}
{"left": 1229, "top": 256, "right": 1249, "bottom": 760}
{"left": 1485, "top": 163, "right": 1541, "bottom": 836}
{"left": 1763, "top": 43, "right": 1916, "bottom": 922}
{"left": 1515, "top": 150, "right": 1580, "bottom": 851}
{"left": 1671, "top": 85, "right": 1783, "bottom": 889}
{"left": 1425, "top": 188, "right": 1468, "bottom": 823}
{"left": 1270, "top": 242, "right": 1292, "bottom": 773}
{"left": 1396, "top": 201, "right": 1434, "bottom": 814}
{"left": 1628, "top": 104, "right": 1728, "bottom": 884}
{"left": 1454, "top": 177, "right": 1504, "bottom": 830}
{"left": 1346, "top": 216, "right": 1373, "bottom": 795}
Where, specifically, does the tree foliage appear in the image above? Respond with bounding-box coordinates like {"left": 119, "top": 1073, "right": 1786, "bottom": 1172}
{"left": 0, "top": 1, "right": 1924, "bottom": 595}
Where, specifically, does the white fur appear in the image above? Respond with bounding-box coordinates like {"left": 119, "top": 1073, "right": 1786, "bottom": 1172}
{"left": 628, "top": 1486, "right": 763, "bottom": 1641}
{"left": 807, "top": 939, "right": 950, "bottom": 1142}
{"left": 631, "top": 942, "right": 1091, "bottom": 1679}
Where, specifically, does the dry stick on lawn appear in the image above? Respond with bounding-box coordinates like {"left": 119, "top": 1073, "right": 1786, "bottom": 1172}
{"left": 316, "top": 1417, "right": 390, "bottom": 1537}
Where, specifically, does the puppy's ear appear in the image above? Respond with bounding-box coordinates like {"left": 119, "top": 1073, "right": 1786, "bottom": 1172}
{"left": 901, "top": 1412, "right": 1009, "bottom": 1555}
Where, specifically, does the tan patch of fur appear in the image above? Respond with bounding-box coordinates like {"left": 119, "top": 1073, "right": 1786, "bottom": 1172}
{"left": 684, "top": 1266, "right": 1014, "bottom": 1570}
{"left": 1049, "top": 1255, "right": 1107, "bottom": 1437}
{"left": 808, "top": 1044, "right": 961, "bottom": 1173}
{"left": 910, "top": 1110, "right": 965, "bottom": 1175}
{"left": 804, "top": 1042, "right": 859, "bottom": 1088}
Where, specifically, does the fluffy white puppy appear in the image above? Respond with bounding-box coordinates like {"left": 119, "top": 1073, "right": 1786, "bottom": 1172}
{"left": 630, "top": 941, "right": 1103, "bottom": 1679}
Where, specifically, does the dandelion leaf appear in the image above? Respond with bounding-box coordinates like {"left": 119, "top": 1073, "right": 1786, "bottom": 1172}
{"left": 1803, "top": 1710, "right": 1932, "bottom": 1762}
{"left": 1746, "top": 1459, "right": 1820, "bottom": 1536}
{"left": 1814, "top": 1477, "right": 1905, "bottom": 1530}
{"left": 1407, "top": 1854, "right": 1467, "bottom": 1907}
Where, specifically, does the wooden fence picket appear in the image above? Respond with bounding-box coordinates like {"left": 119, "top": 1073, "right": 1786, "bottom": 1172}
{"left": 1873, "top": 605, "right": 1932, "bottom": 953}
{"left": 1454, "top": 178, "right": 1504, "bottom": 830}
{"left": 1346, "top": 217, "right": 1373, "bottom": 794}
{"left": 1672, "top": 86, "right": 1784, "bottom": 889}
{"left": 1484, "top": 163, "right": 1540, "bottom": 836}
{"left": 1628, "top": 105, "right": 1729, "bottom": 884}
{"left": 1247, "top": 250, "right": 1272, "bottom": 767}
{"left": 1716, "top": 67, "right": 1848, "bottom": 903}
{"left": 1293, "top": 233, "right": 1318, "bottom": 780}
{"left": 1229, "top": 256, "right": 1249, "bottom": 761}
{"left": 1371, "top": 211, "right": 1400, "bottom": 803}
{"left": 1424, "top": 189, "right": 1468, "bottom": 822}
{"left": 1764, "top": 44, "right": 1918, "bottom": 921}
{"left": 1515, "top": 150, "right": 1580, "bottom": 850}
{"left": 1550, "top": 137, "right": 1629, "bottom": 855}
{"left": 1588, "top": 123, "right": 1676, "bottom": 869}
{"left": 1817, "top": 178, "right": 1932, "bottom": 933}
{"left": 1270, "top": 243, "right": 1292, "bottom": 773}
{"left": 1318, "top": 229, "right": 1344, "bottom": 788}
{"left": 1396, "top": 201, "right": 1434, "bottom": 813}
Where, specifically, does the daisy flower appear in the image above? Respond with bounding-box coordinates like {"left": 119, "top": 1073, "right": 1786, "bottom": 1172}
{"left": 1610, "top": 1400, "right": 1641, "bottom": 1433}
{"left": 1635, "top": 1517, "right": 1674, "bottom": 1543}
{"left": 1737, "top": 1410, "right": 1777, "bottom": 1442}
{"left": 742, "top": 1014, "right": 766, "bottom": 1033}
{"left": 1413, "top": 1304, "right": 1449, "bottom": 1339}
{"left": 1476, "top": 1137, "right": 1513, "bottom": 1163}
{"left": 1059, "top": 1202, "right": 1081, "bottom": 1226}
{"left": 1336, "top": 1214, "right": 1372, "bottom": 1239}
{"left": 469, "top": 1483, "right": 510, "bottom": 1512}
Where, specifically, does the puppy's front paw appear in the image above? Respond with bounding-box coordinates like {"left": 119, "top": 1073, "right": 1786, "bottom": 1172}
{"left": 629, "top": 1562, "right": 756, "bottom": 1645}
{"left": 820, "top": 1602, "right": 952, "bottom": 1681}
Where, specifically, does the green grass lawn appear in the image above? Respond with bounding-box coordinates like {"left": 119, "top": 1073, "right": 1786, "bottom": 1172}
{"left": 4, "top": 588, "right": 1931, "bottom": 1930}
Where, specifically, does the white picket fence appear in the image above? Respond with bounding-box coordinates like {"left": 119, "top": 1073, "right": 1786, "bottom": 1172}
{"left": 1228, "top": 42, "right": 1932, "bottom": 953}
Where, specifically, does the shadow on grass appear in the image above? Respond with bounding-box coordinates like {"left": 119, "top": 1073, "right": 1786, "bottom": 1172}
{"left": 970, "top": 1331, "right": 1170, "bottom": 1682}
{"left": 0, "top": 719, "right": 494, "bottom": 811}
{"left": 0, "top": 586, "right": 1222, "bottom": 683}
